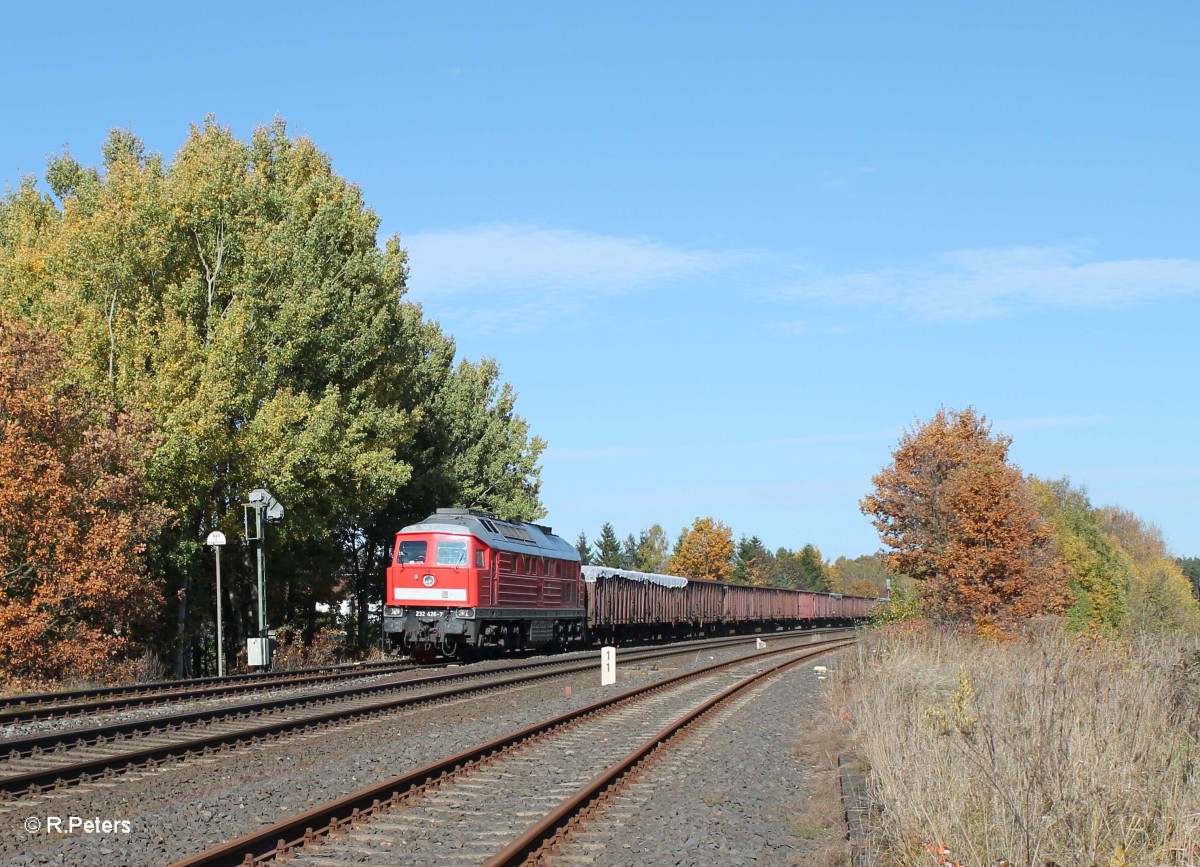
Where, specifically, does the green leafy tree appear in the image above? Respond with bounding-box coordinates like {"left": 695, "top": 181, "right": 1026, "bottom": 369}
{"left": 633, "top": 524, "right": 670, "bottom": 573}
{"left": 1097, "top": 507, "right": 1199, "bottom": 631}
{"left": 0, "top": 119, "right": 546, "bottom": 671}
{"left": 772, "top": 548, "right": 804, "bottom": 589}
{"left": 829, "top": 554, "right": 895, "bottom": 596}
{"left": 774, "top": 545, "right": 829, "bottom": 591}
{"left": 1030, "top": 478, "right": 1130, "bottom": 633}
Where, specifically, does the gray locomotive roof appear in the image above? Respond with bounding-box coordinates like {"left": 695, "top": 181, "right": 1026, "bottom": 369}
{"left": 581, "top": 565, "right": 689, "bottom": 589}
{"left": 399, "top": 509, "right": 581, "bottom": 561}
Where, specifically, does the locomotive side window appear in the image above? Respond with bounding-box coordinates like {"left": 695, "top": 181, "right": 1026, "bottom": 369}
{"left": 436, "top": 541, "right": 469, "bottom": 566}
{"left": 475, "top": 549, "right": 485, "bottom": 568}
{"left": 397, "top": 541, "right": 427, "bottom": 564}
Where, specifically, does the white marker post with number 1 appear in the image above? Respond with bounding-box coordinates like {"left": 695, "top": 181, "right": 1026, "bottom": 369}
{"left": 601, "top": 646, "right": 616, "bottom": 686}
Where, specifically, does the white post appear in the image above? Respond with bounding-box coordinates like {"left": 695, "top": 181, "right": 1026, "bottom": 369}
{"left": 600, "top": 646, "right": 616, "bottom": 686}
{"left": 215, "top": 546, "right": 224, "bottom": 677}
{"left": 206, "top": 530, "right": 228, "bottom": 677}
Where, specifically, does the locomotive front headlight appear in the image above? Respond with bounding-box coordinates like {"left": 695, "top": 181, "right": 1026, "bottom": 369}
{"left": 422, "top": 575, "right": 436, "bottom": 587}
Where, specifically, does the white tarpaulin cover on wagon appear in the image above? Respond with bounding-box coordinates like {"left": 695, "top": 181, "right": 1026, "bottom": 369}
{"left": 581, "top": 565, "right": 689, "bottom": 589}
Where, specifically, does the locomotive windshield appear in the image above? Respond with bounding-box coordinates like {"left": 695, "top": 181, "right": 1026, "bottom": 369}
{"left": 396, "top": 541, "right": 427, "bottom": 564}
{"left": 436, "top": 540, "right": 469, "bottom": 566}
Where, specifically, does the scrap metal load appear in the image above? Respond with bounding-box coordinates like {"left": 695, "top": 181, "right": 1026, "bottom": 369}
{"left": 582, "top": 565, "right": 873, "bottom": 643}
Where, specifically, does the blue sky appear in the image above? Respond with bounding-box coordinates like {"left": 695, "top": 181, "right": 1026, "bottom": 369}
{"left": 4, "top": 2, "right": 1198, "bottom": 557}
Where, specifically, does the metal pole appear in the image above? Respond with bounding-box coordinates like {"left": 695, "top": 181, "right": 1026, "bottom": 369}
{"left": 215, "top": 547, "right": 225, "bottom": 677}
{"left": 256, "top": 504, "right": 267, "bottom": 637}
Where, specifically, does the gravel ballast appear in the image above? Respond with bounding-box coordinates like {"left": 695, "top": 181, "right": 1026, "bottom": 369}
{"left": 0, "top": 634, "right": 845, "bottom": 866}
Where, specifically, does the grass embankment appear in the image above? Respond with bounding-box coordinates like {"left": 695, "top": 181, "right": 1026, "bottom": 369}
{"left": 838, "top": 625, "right": 1200, "bottom": 866}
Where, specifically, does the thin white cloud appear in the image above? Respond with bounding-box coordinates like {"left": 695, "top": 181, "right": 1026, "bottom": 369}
{"left": 406, "top": 223, "right": 731, "bottom": 297}
{"left": 403, "top": 223, "right": 739, "bottom": 332}
{"left": 782, "top": 245, "right": 1200, "bottom": 320}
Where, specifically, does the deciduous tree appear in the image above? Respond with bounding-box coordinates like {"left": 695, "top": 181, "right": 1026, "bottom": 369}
{"left": 829, "top": 553, "right": 895, "bottom": 596}
{"left": 861, "top": 408, "right": 1067, "bottom": 628}
{"left": 1098, "top": 507, "right": 1199, "bottom": 631}
{"left": 1030, "top": 478, "right": 1129, "bottom": 632}
{"left": 0, "top": 318, "right": 169, "bottom": 688}
{"left": 668, "top": 517, "right": 734, "bottom": 582}
{"left": 633, "top": 524, "right": 670, "bottom": 573}
{"left": 0, "top": 119, "right": 547, "bottom": 671}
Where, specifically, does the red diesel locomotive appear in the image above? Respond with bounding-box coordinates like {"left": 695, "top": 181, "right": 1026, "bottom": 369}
{"left": 383, "top": 509, "right": 877, "bottom": 656}
{"left": 384, "top": 509, "right": 585, "bottom": 657}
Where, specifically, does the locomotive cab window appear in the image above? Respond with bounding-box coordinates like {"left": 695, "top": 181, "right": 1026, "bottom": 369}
{"left": 436, "top": 541, "right": 469, "bottom": 566}
{"left": 396, "top": 541, "right": 427, "bottom": 564}
{"left": 475, "top": 549, "right": 485, "bottom": 568}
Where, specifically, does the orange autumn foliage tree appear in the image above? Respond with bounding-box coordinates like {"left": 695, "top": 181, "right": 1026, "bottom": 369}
{"left": 668, "top": 517, "right": 735, "bottom": 582}
{"left": 0, "top": 317, "right": 168, "bottom": 689}
{"left": 860, "top": 408, "right": 1068, "bottom": 628}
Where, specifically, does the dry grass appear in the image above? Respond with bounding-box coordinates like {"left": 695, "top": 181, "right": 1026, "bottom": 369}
{"left": 839, "top": 625, "right": 1200, "bottom": 866}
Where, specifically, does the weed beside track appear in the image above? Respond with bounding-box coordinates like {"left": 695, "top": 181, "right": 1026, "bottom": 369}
{"left": 838, "top": 625, "right": 1200, "bottom": 866}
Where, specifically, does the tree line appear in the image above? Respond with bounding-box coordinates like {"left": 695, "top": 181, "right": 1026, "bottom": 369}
{"left": 862, "top": 407, "right": 1200, "bottom": 633}
{"left": 574, "top": 520, "right": 892, "bottom": 597}
{"left": 0, "top": 120, "right": 546, "bottom": 688}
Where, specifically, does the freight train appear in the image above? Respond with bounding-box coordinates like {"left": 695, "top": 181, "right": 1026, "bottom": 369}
{"left": 383, "top": 509, "right": 876, "bottom": 657}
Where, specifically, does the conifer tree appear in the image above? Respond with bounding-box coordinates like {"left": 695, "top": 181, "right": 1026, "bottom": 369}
{"left": 574, "top": 531, "right": 592, "bottom": 566}
{"left": 594, "top": 523, "right": 623, "bottom": 567}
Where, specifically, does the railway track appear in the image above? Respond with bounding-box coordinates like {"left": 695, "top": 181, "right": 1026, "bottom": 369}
{"left": 0, "top": 630, "right": 846, "bottom": 799}
{"left": 0, "top": 662, "right": 421, "bottom": 726}
{"left": 167, "top": 634, "right": 853, "bottom": 867}
{"left": 0, "top": 658, "right": 407, "bottom": 716}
